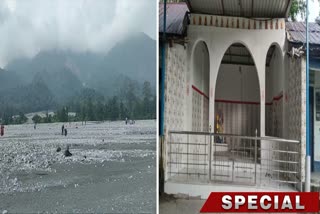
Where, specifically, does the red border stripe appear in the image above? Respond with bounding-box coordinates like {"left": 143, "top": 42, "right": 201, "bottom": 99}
{"left": 192, "top": 86, "right": 284, "bottom": 106}
{"left": 266, "top": 92, "right": 283, "bottom": 105}
{"left": 192, "top": 85, "right": 209, "bottom": 99}
{"left": 215, "top": 99, "right": 260, "bottom": 105}
{"left": 273, "top": 93, "right": 283, "bottom": 101}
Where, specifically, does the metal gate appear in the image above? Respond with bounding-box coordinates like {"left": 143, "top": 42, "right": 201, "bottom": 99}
{"left": 210, "top": 133, "right": 258, "bottom": 185}
{"left": 167, "top": 131, "right": 301, "bottom": 190}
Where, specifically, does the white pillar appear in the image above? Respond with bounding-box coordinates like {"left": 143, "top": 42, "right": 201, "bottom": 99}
{"left": 259, "top": 65, "right": 266, "bottom": 137}
{"left": 186, "top": 40, "right": 194, "bottom": 131}
{"left": 209, "top": 57, "right": 220, "bottom": 133}
{"left": 257, "top": 60, "right": 268, "bottom": 174}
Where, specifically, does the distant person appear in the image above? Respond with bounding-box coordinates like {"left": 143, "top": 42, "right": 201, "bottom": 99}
{"left": 61, "top": 125, "right": 64, "bottom": 135}
{"left": 64, "top": 145, "right": 72, "bottom": 157}
{"left": 64, "top": 128, "right": 68, "bottom": 136}
{"left": 0, "top": 125, "right": 4, "bottom": 136}
{"left": 125, "top": 117, "right": 128, "bottom": 125}
{"left": 34, "top": 124, "right": 36, "bottom": 129}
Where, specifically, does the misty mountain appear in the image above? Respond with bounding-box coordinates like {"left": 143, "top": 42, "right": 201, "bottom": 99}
{"left": 0, "top": 76, "right": 56, "bottom": 114}
{"left": 0, "top": 33, "right": 155, "bottom": 116}
{"left": 101, "top": 32, "right": 156, "bottom": 87}
{"left": 0, "top": 68, "right": 23, "bottom": 92}
{"left": 5, "top": 33, "right": 156, "bottom": 98}
{"left": 33, "top": 68, "right": 83, "bottom": 103}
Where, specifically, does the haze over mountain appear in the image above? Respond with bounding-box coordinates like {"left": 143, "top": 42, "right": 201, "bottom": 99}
{"left": 0, "top": 0, "right": 156, "bottom": 67}
{"left": 0, "top": 33, "right": 156, "bottom": 114}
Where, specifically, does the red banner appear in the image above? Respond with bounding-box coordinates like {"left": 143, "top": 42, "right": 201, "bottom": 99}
{"left": 200, "top": 192, "right": 319, "bottom": 213}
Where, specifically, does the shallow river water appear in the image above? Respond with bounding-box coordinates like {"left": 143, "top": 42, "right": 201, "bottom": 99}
{"left": 0, "top": 120, "right": 156, "bottom": 213}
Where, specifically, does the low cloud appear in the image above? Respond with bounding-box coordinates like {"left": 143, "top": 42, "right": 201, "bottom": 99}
{"left": 0, "top": 0, "right": 156, "bottom": 67}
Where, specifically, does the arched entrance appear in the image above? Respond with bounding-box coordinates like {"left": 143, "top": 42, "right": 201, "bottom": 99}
{"left": 212, "top": 42, "right": 260, "bottom": 183}
{"left": 214, "top": 43, "right": 260, "bottom": 137}
{"left": 265, "top": 44, "right": 284, "bottom": 137}
{"left": 192, "top": 41, "right": 210, "bottom": 132}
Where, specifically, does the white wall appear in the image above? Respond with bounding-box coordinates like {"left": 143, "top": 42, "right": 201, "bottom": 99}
{"left": 215, "top": 64, "right": 260, "bottom": 136}
{"left": 283, "top": 55, "right": 306, "bottom": 181}
{"left": 215, "top": 64, "right": 259, "bottom": 102}
{"left": 163, "top": 43, "right": 188, "bottom": 180}
{"left": 164, "top": 43, "right": 187, "bottom": 134}
{"left": 266, "top": 47, "right": 284, "bottom": 101}
{"left": 163, "top": 14, "right": 305, "bottom": 185}
{"left": 313, "top": 69, "right": 320, "bottom": 161}
{"left": 265, "top": 45, "right": 285, "bottom": 137}
{"left": 192, "top": 41, "right": 210, "bottom": 131}
{"left": 187, "top": 15, "right": 286, "bottom": 137}
{"left": 183, "top": 15, "right": 288, "bottom": 187}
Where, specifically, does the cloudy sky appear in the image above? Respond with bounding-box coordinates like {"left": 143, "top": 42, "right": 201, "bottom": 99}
{"left": 298, "top": 0, "right": 320, "bottom": 22}
{"left": 309, "top": 0, "right": 320, "bottom": 21}
{"left": 0, "top": 1, "right": 319, "bottom": 68}
{"left": 0, "top": 0, "right": 156, "bottom": 68}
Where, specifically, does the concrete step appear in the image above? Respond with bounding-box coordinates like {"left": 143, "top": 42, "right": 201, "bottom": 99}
{"left": 311, "top": 183, "right": 320, "bottom": 192}
{"left": 311, "top": 172, "right": 320, "bottom": 191}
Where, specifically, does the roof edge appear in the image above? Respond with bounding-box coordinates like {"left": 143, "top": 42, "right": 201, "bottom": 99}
{"left": 186, "top": 0, "right": 293, "bottom": 18}
{"left": 285, "top": 0, "right": 293, "bottom": 18}
{"left": 185, "top": 0, "right": 192, "bottom": 12}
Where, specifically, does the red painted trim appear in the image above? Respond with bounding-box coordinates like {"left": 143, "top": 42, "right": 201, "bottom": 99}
{"left": 214, "top": 91, "right": 283, "bottom": 106}
{"left": 192, "top": 87, "right": 284, "bottom": 106}
{"left": 266, "top": 92, "right": 283, "bottom": 105}
{"left": 273, "top": 93, "right": 283, "bottom": 101}
{"left": 215, "top": 99, "right": 260, "bottom": 105}
{"left": 192, "top": 85, "right": 209, "bottom": 99}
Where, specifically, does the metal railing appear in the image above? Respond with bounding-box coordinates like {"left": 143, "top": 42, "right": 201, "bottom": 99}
{"left": 167, "top": 131, "right": 301, "bottom": 190}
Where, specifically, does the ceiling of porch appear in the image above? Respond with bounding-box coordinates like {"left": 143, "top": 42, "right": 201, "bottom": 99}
{"left": 222, "top": 43, "right": 274, "bottom": 67}
{"left": 186, "top": 0, "right": 292, "bottom": 18}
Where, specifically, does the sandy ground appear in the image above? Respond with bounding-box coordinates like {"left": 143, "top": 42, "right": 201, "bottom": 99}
{"left": 0, "top": 120, "right": 156, "bottom": 213}
{"left": 159, "top": 194, "right": 204, "bottom": 214}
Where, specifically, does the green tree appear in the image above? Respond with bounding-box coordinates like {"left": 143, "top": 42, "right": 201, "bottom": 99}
{"left": 151, "top": 95, "right": 156, "bottom": 119}
{"left": 32, "top": 114, "right": 42, "bottom": 124}
{"left": 124, "top": 80, "right": 138, "bottom": 117}
{"left": 109, "top": 96, "right": 119, "bottom": 121}
{"left": 80, "top": 102, "right": 87, "bottom": 123}
{"left": 18, "top": 112, "right": 28, "bottom": 124}
{"left": 57, "top": 107, "right": 68, "bottom": 122}
{"left": 104, "top": 103, "right": 110, "bottom": 120}
{"left": 289, "top": 0, "right": 320, "bottom": 21}
{"left": 86, "top": 98, "right": 95, "bottom": 121}
{"left": 143, "top": 81, "right": 152, "bottom": 116}
{"left": 96, "top": 100, "right": 105, "bottom": 121}
{"left": 289, "top": 0, "right": 306, "bottom": 21}
{"left": 119, "top": 100, "right": 128, "bottom": 120}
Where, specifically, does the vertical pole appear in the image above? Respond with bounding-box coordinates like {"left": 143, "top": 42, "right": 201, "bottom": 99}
{"left": 305, "top": 0, "right": 311, "bottom": 192}
{"left": 159, "top": 1, "right": 167, "bottom": 195}
{"left": 160, "top": 0, "right": 167, "bottom": 136}
{"left": 255, "top": 129, "right": 258, "bottom": 185}
{"left": 209, "top": 127, "right": 212, "bottom": 181}
{"left": 187, "top": 133, "right": 189, "bottom": 178}
{"left": 169, "top": 132, "right": 172, "bottom": 177}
